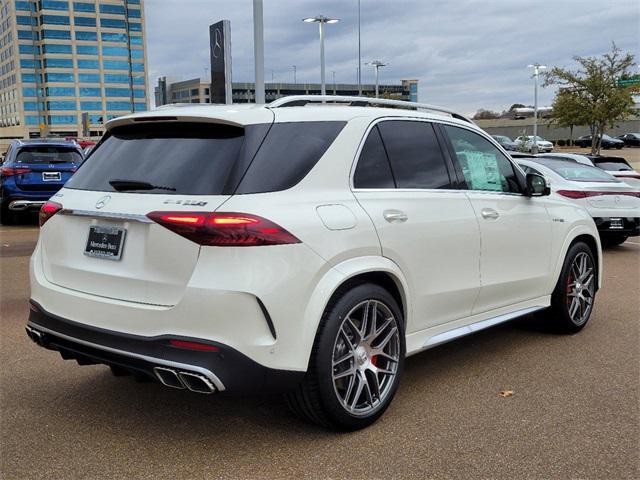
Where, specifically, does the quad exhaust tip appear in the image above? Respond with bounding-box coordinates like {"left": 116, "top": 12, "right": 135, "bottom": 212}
{"left": 153, "top": 367, "right": 216, "bottom": 394}
{"left": 25, "top": 326, "right": 45, "bottom": 346}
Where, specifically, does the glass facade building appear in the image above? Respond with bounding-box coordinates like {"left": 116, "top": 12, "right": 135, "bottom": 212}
{"left": 0, "top": 0, "right": 148, "bottom": 138}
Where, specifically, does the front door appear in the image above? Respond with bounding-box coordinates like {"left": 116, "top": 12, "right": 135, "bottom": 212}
{"left": 440, "top": 124, "right": 552, "bottom": 314}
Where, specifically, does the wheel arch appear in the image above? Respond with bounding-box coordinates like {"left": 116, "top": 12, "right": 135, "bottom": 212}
{"left": 550, "top": 226, "right": 602, "bottom": 293}
{"left": 300, "top": 256, "right": 411, "bottom": 369}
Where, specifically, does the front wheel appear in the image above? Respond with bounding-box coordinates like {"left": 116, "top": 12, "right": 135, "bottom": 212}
{"left": 285, "top": 283, "right": 405, "bottom": 430}
{"left": 545, "top": 242, "right": 597, "bottom": 333}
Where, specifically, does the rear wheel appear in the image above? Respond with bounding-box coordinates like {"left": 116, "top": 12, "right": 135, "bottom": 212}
{"left": 601, "top": 235, "right": 628, "bottom": 248}
{"left": 285, "top": 283, "right": 405, "bottom": 430}
{"left": 545, "top": 242, "right": 597, "bottom": 333}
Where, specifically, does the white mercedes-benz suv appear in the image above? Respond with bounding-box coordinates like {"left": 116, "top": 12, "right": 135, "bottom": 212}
{"left": 27, "top": 96, "right": 602, "bottom": 430}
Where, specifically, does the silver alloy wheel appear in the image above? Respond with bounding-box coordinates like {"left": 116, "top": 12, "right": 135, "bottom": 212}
{"left": 331, "top": 300, "right": 400, "bottom": 417}
{"left": 566, "top": 252, "right": 595, "bottom": 326}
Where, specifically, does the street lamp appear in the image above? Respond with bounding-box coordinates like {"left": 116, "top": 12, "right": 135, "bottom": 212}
{"left": 527, "top": 63, "right": 547, "bottom": 154}
{"left": 302, "top": 15, "right": 339, "bottom": 96}
{"left": 357, "top": 0, "right": 362, "bottom": 95}
{"left": 367, "top": 60, "right": 387, "bottom": 98}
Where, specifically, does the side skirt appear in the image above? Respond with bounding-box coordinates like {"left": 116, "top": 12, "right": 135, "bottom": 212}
{"left": 405, "top": 296, "right": 550, "bottom": 356}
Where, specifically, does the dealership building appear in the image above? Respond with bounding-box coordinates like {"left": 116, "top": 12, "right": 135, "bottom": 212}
{"left": 0, "top": 0, "right": 148, "bottom": 139}
{"left": 155, "top": 77, "right": 419, "bottom": 106}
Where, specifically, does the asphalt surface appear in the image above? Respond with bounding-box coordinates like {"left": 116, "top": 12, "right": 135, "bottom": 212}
{"left": 0, "top": 225, "right": 638, "bottom": 480}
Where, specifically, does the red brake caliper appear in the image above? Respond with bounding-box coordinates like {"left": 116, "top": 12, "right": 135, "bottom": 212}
{"left": 371, "top": 355, "right": 378, "bottom": 367}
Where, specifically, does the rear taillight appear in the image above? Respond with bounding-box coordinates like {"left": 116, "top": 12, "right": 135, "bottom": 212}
{"left": 557, "top": 190, "right": 640, "bottom": 199}
{"left": 1, "top": 166, "right": 32, "bottom": 177}
{"left": 39, "top": 201, "right": 62, "bottom": 227}
{"left": 146, "top": 211, "right": 301, "bottom": 246}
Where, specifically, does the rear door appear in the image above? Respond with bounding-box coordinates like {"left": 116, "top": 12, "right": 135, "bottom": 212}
{"left": 352, "top": 119, "right": 481, "bottom": 332}
{"left": 40, "top": 121, "right": 271, "bottom": 306}
{"left": 14, "top": 146, "right": 82, "bottom": 192}
{"left": 440, "top": 124, "right": 552, "bottom": 314}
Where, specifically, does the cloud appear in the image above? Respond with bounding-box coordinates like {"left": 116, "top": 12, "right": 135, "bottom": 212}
{"left": 145, "top": 0, "right": 639, "bottom": 114}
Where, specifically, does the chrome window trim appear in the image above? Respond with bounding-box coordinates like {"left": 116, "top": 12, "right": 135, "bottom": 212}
{"left": 349, "top": 117, "right": 528, "bottom": 196}
{"left": 27, "top": 321, "right": 226, "bottom": 391}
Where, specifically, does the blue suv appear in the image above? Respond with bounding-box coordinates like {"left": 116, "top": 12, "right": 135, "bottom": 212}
{"left": 0, "top": 139, "right": 83, "bottom": 225}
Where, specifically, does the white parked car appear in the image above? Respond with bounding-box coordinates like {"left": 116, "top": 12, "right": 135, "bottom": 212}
{"left": 517, "top": 158, "right": 640, "bottom": 247}
{"left": 514, "top": 135, "right": 554, "bottom": 152}
{"left": 27, "top": 96, "right": 602, "bottom": 430}
{"left": 538, "top": 152, "right": 640, "bottom": 189}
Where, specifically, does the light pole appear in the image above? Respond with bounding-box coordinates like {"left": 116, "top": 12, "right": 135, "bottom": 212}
{"left": 303, "top": 15, "right": 339, "bottom": 95}
{"left": 357, "top": 0, "right": 362, "bottom": 95}
{"left": 292, "top": 65, "right": 297, "bottom": 84}
{"left": 332, "top": 70, "right": 336, "bottom": 94}
{"left": 527, "top": 63, "right": 546, "bottom": 154}
{"left": 367, "top": 60, "right": 387, "bottom": 98}
{"left": 253, "top": 0, "right": 265, "bottom": 103}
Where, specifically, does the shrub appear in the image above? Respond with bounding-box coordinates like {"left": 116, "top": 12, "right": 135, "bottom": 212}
{"left": 557, "top": 139, "right": 566, "bottom": 146}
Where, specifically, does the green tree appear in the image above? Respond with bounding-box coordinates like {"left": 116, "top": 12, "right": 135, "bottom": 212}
{"left": 543, "top": 43, "right": 636, "bottom": 154}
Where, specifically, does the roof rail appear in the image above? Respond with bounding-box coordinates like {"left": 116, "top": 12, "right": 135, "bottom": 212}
{"left": 266, "top": 95, "right": 474, "bottom": 124}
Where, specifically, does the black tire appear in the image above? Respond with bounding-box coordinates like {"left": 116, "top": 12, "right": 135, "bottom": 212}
{"left": 544, "top": 241, "right": 597, "bottom": 334}
{"left": 285, "top": 283, "right": 405, "bottom": 430}
{"left": 601, "top": 234, "right": 628, "bottom": 248}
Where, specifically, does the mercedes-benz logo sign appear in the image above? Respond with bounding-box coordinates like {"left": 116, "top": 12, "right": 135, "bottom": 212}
{"left": 95, "top": 195, "right": 111, "bottom": 210}
{"left": 213, "top": 28, "right": 223, "bottom": 58}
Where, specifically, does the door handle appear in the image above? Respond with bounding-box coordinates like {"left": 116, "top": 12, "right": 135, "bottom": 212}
{"left": 383, "top": 209, "right": 408, "bottom": 223}
{"left": 481, "top": 208, "right": 499, "bottom": 220}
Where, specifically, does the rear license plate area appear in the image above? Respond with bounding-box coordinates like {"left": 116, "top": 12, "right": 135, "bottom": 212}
{"left": 84, "top": 225, "right": 126, "bottom": 260}
{"left": 609, "top": 218, "right": 624, "bottom": 229}
{"left": 42, "top": 171, "right": 61, "bottom": 182}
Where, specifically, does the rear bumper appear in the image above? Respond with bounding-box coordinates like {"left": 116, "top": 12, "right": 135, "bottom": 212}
{"left": 27, "top": 301, "right": 305, "bottom": 394}
{"left": 593, "top": 217, "right": 640, "bottom": 236}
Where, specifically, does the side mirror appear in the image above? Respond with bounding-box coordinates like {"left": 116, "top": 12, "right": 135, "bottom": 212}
{"left": 526, "top": 173, "right": 550, "bottom": 196}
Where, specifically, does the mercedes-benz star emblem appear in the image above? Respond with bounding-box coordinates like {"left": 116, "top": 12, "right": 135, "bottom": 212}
{"left": 95, "top": 195, "right": 111, "bottom": 210}
{"left": 213, "top": 28, "right": 223, "bottom": 58}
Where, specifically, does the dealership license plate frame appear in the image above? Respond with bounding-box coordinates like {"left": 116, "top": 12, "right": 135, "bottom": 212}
{"left": 610, "top": 218, "right": 624, "bottom": 230}
{"left": 84, "top": 225, "right": 127, "bottom": 261}
{"left": 42, "top": 171, "right": 61, "bottom": 182}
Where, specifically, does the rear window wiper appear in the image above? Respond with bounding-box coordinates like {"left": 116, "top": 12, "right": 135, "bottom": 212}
{"left": 108, "top": 179, "right": 176, "bottom": 192}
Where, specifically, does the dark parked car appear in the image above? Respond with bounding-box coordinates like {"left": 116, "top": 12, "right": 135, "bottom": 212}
{"left": 491, "top": 135, "right": 518, "bottom": 151}
{"left": 615, "top": 133, "right": 640, "bottom": 147}
{"left": 574, "top": 134, "right": 624, "bottom": 149}
{"left": 0, "top": 139, "right": 83, "bottom": 224}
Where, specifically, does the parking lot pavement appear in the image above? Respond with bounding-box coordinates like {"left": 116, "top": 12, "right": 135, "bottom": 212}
{"left": 0, "top": 226, "right": 638, "bottom": 480}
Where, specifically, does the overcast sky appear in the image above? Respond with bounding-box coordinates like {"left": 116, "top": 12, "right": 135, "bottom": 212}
{"left": 145, "top": 0, "right": 639, "bottom": 115}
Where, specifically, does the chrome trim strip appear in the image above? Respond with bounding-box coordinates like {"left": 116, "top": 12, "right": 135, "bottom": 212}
{"left": 422, "top": 306, "right": 545, "bottom": 349}
{"left": 28, "top": 321, "right": 226, "bottom": 391}
{"left": 60, "top": 209, "right": 153, "bottom": 223}
{"left": 9, "top": 200, "right": 46, "bottom": 211}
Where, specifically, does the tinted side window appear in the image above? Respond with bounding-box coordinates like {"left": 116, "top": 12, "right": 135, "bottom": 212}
{"left": 443, "top": 125, "right": 521, "bottom": 193}
{"left": 377, "top": 121, "right": 451, "bottom": 189}
{"left": 353, "top": 125, "right": 394, "bottom": 188}
{"left": 236, "top": 121, "right": 346, "bottom": 194}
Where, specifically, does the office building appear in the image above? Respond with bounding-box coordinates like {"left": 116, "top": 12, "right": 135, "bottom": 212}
{"left": 155, "top": 77, "right": 419, "bottom": 106}
{"left": 0, "top": 0, "right": 148, "bottom": 139}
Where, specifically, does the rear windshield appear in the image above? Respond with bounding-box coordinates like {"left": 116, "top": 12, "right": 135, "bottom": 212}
{"left": 16, "top": 146, "right": 81, "bottom": 164}
{"left": 66, "top": 121, "right": 345, "bottom": 195}
{"left": 535, "top": 160, "right": 619, "bottom": 183}
{"left": 591, "top": 158, "right": 632, "bottom": 171}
